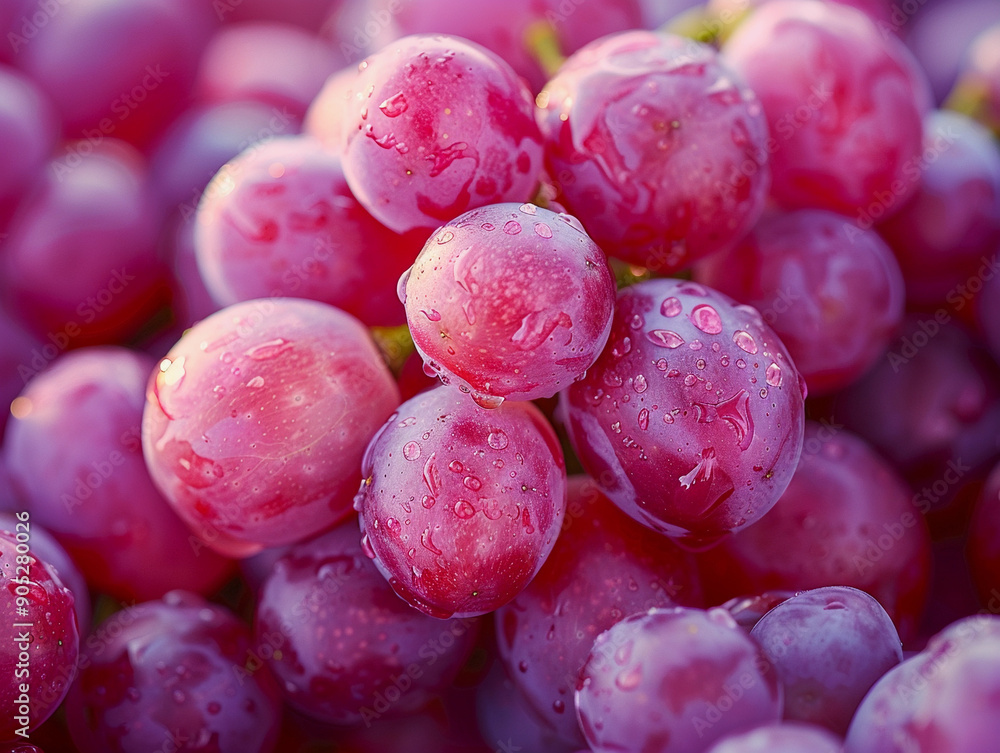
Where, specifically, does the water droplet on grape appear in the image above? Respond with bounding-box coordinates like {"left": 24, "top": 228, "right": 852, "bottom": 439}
{"left": 463, "top": 475, "right": 481, "bottom": 491}
{"left": 765, "top": 363, "right": 782, "bottom": 387}
{"left": 386, "top": 517, "right": 401, "bottom": 533}
{"left": 472, "top": 392, "right": 504, "bottom": 409}
{"left": 638, "top": 409, "right": 649, "bottom": 430}
{"left": 421, "top": 309, "right": 442, "bottom": 322}
{"left": 647, "top": 330, "right": 685, "bottom": 348}
{"left": 402, "top": 442, "right": 421, "bottom": 461}
{"left": 660, "top": 297, "right": 682, "bottom": 317}
{"left": 449, "top": 460, "right": 464, "bottom": 473}
{"left": 379, "top": 91, "right": 408, "bottom": 117}
{"left": 454, "top": 499, "right": 475, "bottom": 518}
{"left": 246, "top": 375, "right": 265, "bottom": 388}
{"left": 616, "top": 666, "right": 643, "bottom": 691}
{"left": 519, "top": 203, "right": 537, "bottom": 215}
{"left": 487, "top": 429, "right": 509, "bottom": 450}
{"left": 534, "top": 222, "right": 552, "bottom": 238}
{"left": 503, "top": 220, "right": 522, "bottom": 235}
{"left": 436, "top": 230, "right": 454, "bottom": 244}
{"left": 690, "top": 304, "right": 723, "bottom": 334}
{"left": 733, "top": 330, "right": 758, "bottom": 354}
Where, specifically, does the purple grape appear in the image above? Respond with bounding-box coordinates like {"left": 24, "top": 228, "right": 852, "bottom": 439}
{"left": 16, "top": 0, "right": 215, "bottom": 148}
{"left": 195, "top": 21, "right": 340, "bottom": 119}
{"left": 195, "top": 135, "right": 422, "bottom": 327}
{"left": 399, "top": 202, "right": 616, "bottom": 407}
{"left": 1, "top": 139, "right": 172, "bottom": 347}
{"left": 749, "top": 586, "right": 902, "bottom": 734}
{"left": 559, "top": 277, "right": 806, "bottom": 546}
{"left": 537, "top": 30, "right": 770, "bottom": 272}
{"left": 149, "top": 100, "right": 303, "bottom": 220}
{"left": 695, "top": 208, "right": 905, "bottom": 395}
{"left": 575, "top": 607, "right": 782, "bottom": 753}
{"left": 0, "top": 525, "right": 79, "bottom": 740}
{"left": 876, "top": 110, "right": 1000, "bottom": 308}
{"left": 704, "top": 722, "right": 843, "bottom": 753}
{"left": 255, "top": 518, "right": 479, "bottom": 726}
{"left": 968, "top": 460, "right": 1000, "bottom": 609}
{"left": 65, "top": 591, "right": 282, "bottom": 753}
{"left": 0, "top": 65, "right": 58, "bottom": 204}
{"left": 0, "top": 311, "right": 42, "bottom": 442}
{"left": 722, "top": 0, "right": 926, "bottom": 219}
{"left": 476, "top": 663, "right": 578, "bottom": 753}
{"left": 338, "top": 34, "right": 543, "bottom": 235}
{"left": 496, "top": 476, "right": 703, "bottom": 746}
{"left": 4, "top": 347, "right": 233, "bottom": 601}
{"left": 142, "top": 298, "right": 400, "bottom": 557}
{"left": 698, "top": 422, "right": 932, "bottom": 642}
{"left": 845, "top": 614, "right": 1000, "bottom": 752}
{"left": 355, "top": 384, "right": 567, "bottom": 618}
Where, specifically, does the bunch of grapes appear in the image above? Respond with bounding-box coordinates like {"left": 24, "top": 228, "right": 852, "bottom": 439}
{"left": 1, "top": 0, "right": 1000, "bottom": 751}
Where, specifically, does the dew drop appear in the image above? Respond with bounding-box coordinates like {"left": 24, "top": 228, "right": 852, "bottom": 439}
{"left": 534, "top": 222, "right": 553, "bottom": 238}
{"left": 421, "top": 309, "right": 442, "bottom": 322}
{"left": 690, "top": 304, "right": 723, "bottom": 334}
{"left": 487, "top": 429, "right": 509, "bottom": 450}
{"left": 421, "top": 495, "right": 436, "bottom": 509}
{"left": 647, "top": 330, "right": 685, "bottom": 348}
{"left": 638, "top": 409, "right": 649, "bottom": 430}
{"left": 246, "top": 375, "right": 265, "bottom": 388}
{"left": 660, "top": 297, "right": 682, "bottom": 317}
{"left": 402, "top": 442, "right": 421, "bottom": 461}
{"left": 633, "top": 374, "right": 648, "bottom": 393}
{"left": 472, "top": 391, "right": 504, "bottom": 409}
{"left": 611, "top": 421, "right": 622, "bottom": 434}
{"left": 454, "top": 499, "right": 476, "bottom": 518}
{"left": 245, "top": 338, "right": 291, "bottom": 360}
{"left": 379, "top": 91, "right": 408, "bottom": 117}
{"left": 553, "top": 700, "right": 566, "bottom": 714}
{"left": 436, "top": 230, "right": 455, "bottom": 244}
{"left": 663, "top": 412, "right": 675, "bottom": 424}
{"left": 386, "top": 518, "right": 401, "bottom": 533}
{"left": 503, "top": 220, "right": 522, "bottom": 235}
{"left": 616, "top": 666, "right": 643, "bottom": 691}
{"left": 519, "top": 203, "right": 537, "bottom": 215}
{"left": 463, "top": 475, "right": 482, "bottom": 491}
{"left": 736, "top": 358, "right": 746, "bottom": 369}
{"left": 765, "top": 363, "right": 782, "bottom": 387}
{"left": 655, "top": 358, "right": 668, "bottom": 371}
{"left": 733, "top": 330, "right": 758, "bottom": 354}
{"left": 629, "top": 314, "right": 644, "bottom": 329}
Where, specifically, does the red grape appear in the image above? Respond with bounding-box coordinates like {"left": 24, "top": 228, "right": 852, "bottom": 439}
{"left": 537, "top": 30, "right": 770, "bottom": 271}
{"left": 0, "top": 525, "right": 79, "bottom": 740}
{"left": 496, "top": 476, "right": 702, "bottom": 746}
{"left": 303, "top": 67, "right": 354, "bottom": 152}
{"left": 695, "top": 208, "right": 905, "bottom": 395}
{"left": 559, "top": 278, "right": 806, "bottom": 545}
{"left": 338, "top": 34, "right": 543, "bottom": 234}
{"left": 877, "top": 110, "right": 1000, "bottom": 308}
{"left": 698, "top": 421, "right": 932, "bottom": 641}
{"left": 722, "top": 0, "right": 926, "bottom": 219}
{"left": 142, "top": 298, "right": 400, "bottom": 557}
{"left": 0, "top": 65, "right": 57, "bottom": 205}
{"left": 356, "top": 384, "right": 567, "bottom": 618}
{"left": 575, "top": 607, "right": 781, "bottom": 753}
{"left": 0, "top": 311, "right": 42, "bottom": 442}
{"left": 749, "top": 585, "right": 902, "bottom": 734}
{"left": 65, "top": 591, "right": 282, "bottom": 753}
{"left": 195, "top": 21, "right": 340, "bottom": 119}
{"left": 4, "top": 347, "right": 233, "bottom": 601}
{"left": 400, "top": 202, "right": 616, "bottom": 406}
{"left": 254, "top": 518, "right": 479, "bottom": 726}
{"left": 968, "top": 461, "right": 1000, "bottom": 609}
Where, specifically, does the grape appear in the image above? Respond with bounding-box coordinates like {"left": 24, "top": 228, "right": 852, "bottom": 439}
{"left": 707, "top": 0, "right": 896, "bottom": 29}
{"left": 0, "top": 65, "right": 58, "bottom": 205}
{"left": 195, "top": 135, "right": 422, "bottom": 327}
{"left": 476, "top": 663, "right": 578, "bottom": 753}
{"left": 722, "top": 0, "right": 925, "bottom": 218}
{"left": 359, "top": 0, "right": 644, "bottom": 92}
{"left": 303, "top": 67, "right": 354, "bottom": 151}
{"left": 149, "top": 100, "right": 303, "bottom": 219}
{"left": 64, "top": 591, "right": 282, "bottom": 753}
{"left": 164, "top": 218, "right": 222, "bottom": 331}
{"left": 355, "top": 384, "right": 567, "bottom": 618}
{"left": 0, "top": 526, "right": 79, "bottom": 740}
{"left": 968, "top": 461, "right": 1000, "bottom": 609}
{"left": 195, "top": 22, "right": 340, "bottom": 119}
{"left": 397, "top": 350, "right": 439, "bottom": 402}
{"left": 254, "top": 517, "right": 479, "bottom": 726}
{"left": 720, "top": 591, "right": 794, "bottom": 632}
{"left": 876, "top": 110, "right": 1000, "bottom": 308}
{"left": 496, "top": 476, "right": 702, "bottom": 746}
{"left": 218, "top": 0, "right": 337, "bottom": 29}
{"left": 950, "top": 23, "right": 1000, "bottom": 135}
{"left": 536, "top": 30, "right": 770, "bottom": 271}
{"left": 575, "top": 607, "right": 781, "bottom": 753}
{"left": 695, "top": 208, "right": 905, "bottom": 395}
{"left": 1, "top": 139, "right": 173, "bottom": 347}
{"left": 16, "top": 0, "right": 215, "bottom": 147}
{"left": 0, "top": 744, "right": 44, "bottom": 753}
{"left": 703, "top": 722, "right": 843, "bottom": 753}
{"left": 831, "top": 318, "right": 1000, "bottom": 520}
{"left": 0, "top": 312, "right": 42, "bottom": 442}
{"left": 559, "top": 278, "right": 806, "bottom": 545}
{"left": 0, "top": 515, "right": 90, "bottom": 637}
{"left": 698, "top": 422, "right": 932, "bottom": 641}
{"left": 142, "top": 298, "right": 400, "bottom": 557}
{"left": 338, "top": 34, "right": 543, "bottom": 235}
{"left": 4, "top": 347, "right": 233, "bottom": 601}
{"left": 400, "top": 202, "right": 616, "bottom": 406}
{"left": 845, "top": 614, "right": 1000, "bottom": 752}
{"left": 749, "top": 586, "right": 902, "bottom": 734}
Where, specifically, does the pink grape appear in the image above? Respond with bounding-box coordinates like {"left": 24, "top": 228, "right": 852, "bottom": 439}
{"left": 559, "top": 278, "right": 806, "bottom": 546}
{"left": 495, "top": 476, "right": 702, "bottom": 746}
{"left": 698, "top": 422, "right": 932, "bottom": 642}
{"left": 339, "top": 34, "right": 543, "bottom": 235}
{"left": 722, "top": 0, "right": 926, "bottom": 218}
{"left": 537, "top": 30, "right": 771, "bottom": 271}
{"left": 254, "top": 518, "right": 479, "bottom": 725}
{"left": 704, "top": 722, "right": 843, "bottom": 753}
{"left": 400, "top": 202, "right": 616, "bottom": 406}
{"left": 65, "top": 591, "right": 282, "bottom": 753}
{"left": 749, "top": 586, "right": 903, "bottom": 735}
{"left": 142, "top": 298, "right": 400, "bottom": 557}
{"left": 695, "top": 208, "right": 905, "bottom": 395}
{"left": 355, "top": 385, "right": 567, "bottom": 618}
{"left": 195, "top": 135, "right": 422, "bottom": 327}
{"left": 0, "top": 65, "right": 58, "bottom": 205}
{"left": 575, "top": 607, "right": 781, "bottom": 753}
{"left": 4, "top": 347, "right": 233, "bottom": 601}
{"left": 0, "top": 526, "right": 79, "bottom": 740}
